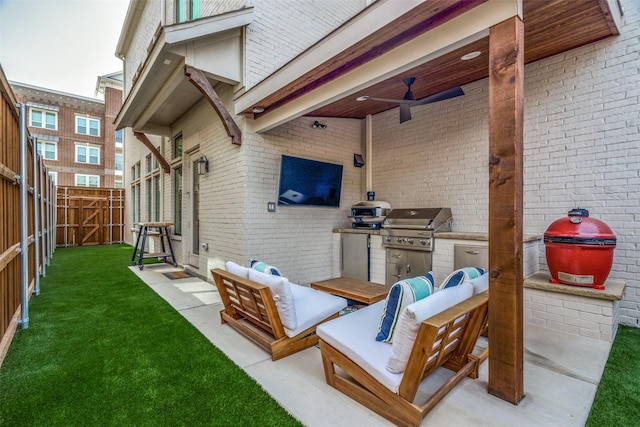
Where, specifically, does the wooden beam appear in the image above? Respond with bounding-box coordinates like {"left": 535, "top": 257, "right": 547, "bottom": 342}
{"left": 487, "top": 15, "right": 525, "bottom": 405}
{"left": 184, "top": 65, "right": 242, "bottom": 145}
{"left": 133, "top": 132, "right": 170, "bottom": 173}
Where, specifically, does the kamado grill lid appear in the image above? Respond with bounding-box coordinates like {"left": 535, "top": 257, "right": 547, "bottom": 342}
{"left": 544, "top": 208, "right": 616, "bottom": 246}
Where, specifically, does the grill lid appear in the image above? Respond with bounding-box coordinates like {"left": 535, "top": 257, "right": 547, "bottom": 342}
{"left": 383, "top": 207, "right": 452, "bottom": 231}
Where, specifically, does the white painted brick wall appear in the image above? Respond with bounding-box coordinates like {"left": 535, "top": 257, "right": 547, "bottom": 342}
{"left": 244, "top": 0, "right": 368, "bottom": 89}
{"left": 524, "top": 288, "right": 618, "bottom": 341}
{"left": 369, "top": 0, "right": 640, "bottom": 326}
{"left": 243, "top": 116, "right": 364, "bottom": 285}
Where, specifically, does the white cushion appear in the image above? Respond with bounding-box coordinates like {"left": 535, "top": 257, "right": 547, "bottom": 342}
{"left": 387, "top": 282, "right": 474, "bottom": 374}
{"left": 316, "top": 301, "right": 404, "bottom": 393}
{"left": 248, "top": 269, "right": 297, "bottom": 330}
{"left": 286, "top": 284, "right": 347, "bottom": 338}
{"left": 225, "top": 261, "right": 250, "bottom": 279}
{"left": 468, "top": 272, "right": 489, "bottom": 294}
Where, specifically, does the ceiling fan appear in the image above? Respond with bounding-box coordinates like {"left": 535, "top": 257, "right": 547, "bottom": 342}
{"left": 356, "top": 77, "right": 464, "bottom": 123}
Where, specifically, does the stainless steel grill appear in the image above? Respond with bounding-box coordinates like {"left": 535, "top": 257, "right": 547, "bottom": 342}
{"left": 381, "top": 208, "right": 452, "bottom": 251}
{"left": 380, "top": 207, "right": 452, "bottom": 284}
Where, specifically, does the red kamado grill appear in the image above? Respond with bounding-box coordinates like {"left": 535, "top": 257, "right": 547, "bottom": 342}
{"left": 544, "top": 208, "right": 616, "bottom": 290}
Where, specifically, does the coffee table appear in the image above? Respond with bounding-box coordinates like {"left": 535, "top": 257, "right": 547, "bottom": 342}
{"left": 310, "top": 277, "right": 389, "bottom": 305}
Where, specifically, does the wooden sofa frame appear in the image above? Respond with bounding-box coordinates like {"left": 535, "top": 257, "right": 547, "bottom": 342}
{"left": 211, "top": 268, "right": 340, "bottom": 361}
{"left": 319, "top": 292, "right": 489, "bottom": 427}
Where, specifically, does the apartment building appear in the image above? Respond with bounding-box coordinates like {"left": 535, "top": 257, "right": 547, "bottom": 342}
{"left": 11, "top": 73, "right": 124, "bottom": 188}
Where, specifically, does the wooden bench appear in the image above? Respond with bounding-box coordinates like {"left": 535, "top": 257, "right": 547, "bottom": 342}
{"left": 211, "top": 268, "right": 346, "bottom": 361}
{"left": 317, "top": 291, "right": 489, "bottom": 427}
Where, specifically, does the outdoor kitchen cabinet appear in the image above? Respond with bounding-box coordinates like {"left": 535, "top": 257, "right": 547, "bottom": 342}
{"left": 340, "top": 233, "right": 369, "bottom": 281}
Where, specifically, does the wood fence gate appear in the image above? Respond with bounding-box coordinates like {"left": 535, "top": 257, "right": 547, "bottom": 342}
{"left": 57, "top": 187, "right": 125, "bottom": 247}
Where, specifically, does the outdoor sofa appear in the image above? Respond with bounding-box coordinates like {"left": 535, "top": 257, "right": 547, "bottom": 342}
{"left": 211, "top": 261, "right": 347, "bottom": 361}
{"left": 316, "top": 272, "right": 489, "bottom": 427}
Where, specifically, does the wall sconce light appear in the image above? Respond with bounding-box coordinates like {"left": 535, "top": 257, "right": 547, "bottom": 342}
{"left": 196, "top": 154, "right": 209, "bottom": 175}
{"left": 312, "top": 120, "right": 327, "bottom": 129}
{"left": 354, "top": 153, "right": 365, "bottom": 168}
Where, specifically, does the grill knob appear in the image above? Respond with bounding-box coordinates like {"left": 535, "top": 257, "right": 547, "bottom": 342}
{"left": 420, "top": 239, "right": 428, "bottom": 246}
{"left": 396, "top": 237, "right": 403, "bottom": 243}
{"left": 384, "top": 236, "right": 391, "bottom": 242}
{"left": 406, "top": 238, "right": 414, "bottom": 244}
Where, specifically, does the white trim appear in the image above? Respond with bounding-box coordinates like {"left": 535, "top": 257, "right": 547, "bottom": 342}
{"left": 164, "top": 8, "right": 254, "bottom": 44}
{"left": 75, "top": 115, "right": 101, "bottom": 137}
{"left": 75, "top": 144, "right": 101, "bottom": 165}
{"left": 29, "top": 107, "right": 58, "bottom": 130}
{"left": 75, "top": 174, "right": 100, "bottom": 187}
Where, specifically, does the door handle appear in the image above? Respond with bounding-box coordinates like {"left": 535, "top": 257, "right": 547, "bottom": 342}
{"left": 406, "top": 264, "right": 411, "bottom": 276}
{"left": 465, "top": 250, "right": 480, "bottom": 255}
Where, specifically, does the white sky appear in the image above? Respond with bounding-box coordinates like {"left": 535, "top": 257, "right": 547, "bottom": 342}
{"left": 0, "top": 0, "right": 130, "bottom": 99}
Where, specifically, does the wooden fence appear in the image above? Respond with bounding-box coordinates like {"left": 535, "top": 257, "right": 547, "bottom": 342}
{"left": 0, "top": 66, "right": 56, "bottom": 365}
{"left": 57, "top": 187, "right": 125, "bottom": 247}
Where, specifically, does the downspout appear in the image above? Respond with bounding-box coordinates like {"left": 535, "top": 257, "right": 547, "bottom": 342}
{"left": 18, "top": 103, "right": 29, "bottom": 329}
{"left": 31, "top": 136, "right": 40, "bottom": 295}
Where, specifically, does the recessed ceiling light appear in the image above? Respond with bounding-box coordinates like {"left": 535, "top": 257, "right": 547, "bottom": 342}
{"left": 163, "top": 59, "right": 172, "bottom": 65}
{"left": 461, "top": 51, "right": 481, "bottom": 61}
{"left": 252, "top": 106, "right": 265, "bottom": 113}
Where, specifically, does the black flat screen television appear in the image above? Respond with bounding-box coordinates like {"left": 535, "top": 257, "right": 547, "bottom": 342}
{"left": 277, "top": 155, "right": 343, "bottom": 207}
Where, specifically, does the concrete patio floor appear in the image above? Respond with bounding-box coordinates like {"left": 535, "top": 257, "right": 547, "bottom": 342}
{"left": 129, "top": 263, "right": 612, "bottom": 427}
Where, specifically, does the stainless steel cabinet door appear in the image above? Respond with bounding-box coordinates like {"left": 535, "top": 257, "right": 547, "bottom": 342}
{"left": 341, "top": 233, "right": 369, "bottom": 280}
{"left": 385, "top": 248, "right": 431, "bottom": 285}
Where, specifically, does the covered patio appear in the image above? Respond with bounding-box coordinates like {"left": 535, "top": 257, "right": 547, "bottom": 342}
{"left": 113, "top": 0, "right": 628, "bottom": 415}
{"left": 131, "top": 262, "right": 611, "bottom": 426}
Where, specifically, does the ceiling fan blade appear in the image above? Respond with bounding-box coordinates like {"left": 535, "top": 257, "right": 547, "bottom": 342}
{"left": 413, "top": 86, "right": 464, "bottom": 106}
{"left": 399, "top": 104, "right": 412, "bottom": 123}
{"left": 360, "top": 96, "right": 407, "bottom": 104}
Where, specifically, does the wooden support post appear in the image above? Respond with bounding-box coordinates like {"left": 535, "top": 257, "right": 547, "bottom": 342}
{"left": 488, "top": 15, "right": 525, "bottom": 405}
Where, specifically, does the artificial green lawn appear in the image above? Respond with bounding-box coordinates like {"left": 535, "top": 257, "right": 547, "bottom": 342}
{"left": 0, "top": 245, "right": 301, "bottom": 426}
{"left": 586, "top": 324, "right": 640, "bottom": 426}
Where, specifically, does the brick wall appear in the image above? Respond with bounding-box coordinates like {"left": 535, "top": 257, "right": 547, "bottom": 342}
{"left": 368, "top": 1, "right": 640, "bottom": 326}
{"left": 244, "top": 0, "right": 369, "bottom": 89}
{"left": 11, "top": 83, "right": 121, "bottom": 188}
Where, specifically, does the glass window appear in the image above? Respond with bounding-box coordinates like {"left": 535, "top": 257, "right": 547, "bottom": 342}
{"left": 30, "top": 109, "right": 57, "bottom": 130}
{"left": 76, "top": 145, "right": 100, "bottom": 165}
{"left": 146, "top": 179, "right": 152, "bottom": 222}
{"left": 75, "top": 174, "right": 100, "bottom": 187}
{"left": 115, "top": 154, "right": 123, "bottom": 171}
{"left": 36, "top": 141, "right": 57, "bottom": 160}
{"left": 76, "top": 116, "right": 100, "bottom": 136}
{"left": 132, "top": 182, "right": 141, "bottom": 223}
{"left": 176, "top": 0, "right": 200, "bottom": 23}
{"left": 153, "top": 175, "right": 161, "bottom": 222}
{"left": 174, "top": 167, "right": 182, "bottom": 235}
{"left": 48, "top": 171, "right": 57, "bottom": 185}
{"left": 173, "top": 133, "right": 183, "bottom": 159}
{"left": 115, "top": 129, "right": 123, "bottom": 143}
{"left": 146, "top": 154, "right": 152, "bottom": 173}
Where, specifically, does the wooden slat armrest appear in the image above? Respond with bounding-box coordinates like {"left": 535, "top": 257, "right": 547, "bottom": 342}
{"left": 211, "top": 267, "right": 329, "bottom": 360}
{"left": 423, "top": 293, "right": 489, "bottom": 330}
{"left": 211, "top": 268, "right": 286, "bottom": 337}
